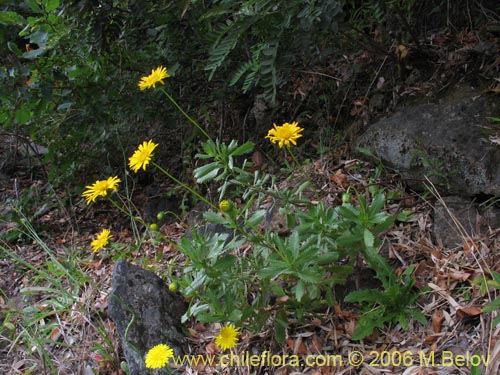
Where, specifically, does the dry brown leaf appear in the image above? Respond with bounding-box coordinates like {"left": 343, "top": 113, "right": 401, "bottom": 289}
{"left": 485, "top": 86, "right": 500, "bottom": 94}
{"left": 463, "top": 240, "right": 479, "bottom": 255}
{"left": 431, "top": 310, "right": 444, "bottom": 333}
{"left": 285, "top": 337, "right": 308, "bottom": 355}
{"left": 430, "top": 249, "right": 442, "bottom": 260}
{"left": 205, "top": 342, "right": 219, "bottom": 356}
{"left": 345, "top": 320, "right": 356, "bottom": 337}
{"left": 448, "top": 269, "right": 471, "bottom": 282}
{"left": 396, "top": 44, "right": 409, "bottom": 60}
{"left": 331, "top": 172, "right": 348, "bottom": 189}
{"left": 50, "top": 326, "right": 61, "bottom": 341}
{"left": 187, "top": 327, "right": 198, "bottom": 338}
{"left": 456, "top": 306, "right": 482, "bottom": 320}
{"left": 423, "top": 335, "right": 439, "bottom": 345}
{"left": 194, "top": 323, "right": 207, "bottom": 332}
{"left": 276, "top": 295, "right": 290, "bottom": 304}
{"left": 310, "top": 334, "right": 323, "bottom": 352}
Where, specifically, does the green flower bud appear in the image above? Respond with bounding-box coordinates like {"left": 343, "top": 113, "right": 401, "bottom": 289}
{"left": 169, "top": 282, "right": 178, "bottom": 292}
{"left": 341, "top": 193, "right": 352, "bottom": 204}
{"left": 219, "top": 200, "right": 232, "bottom": 212}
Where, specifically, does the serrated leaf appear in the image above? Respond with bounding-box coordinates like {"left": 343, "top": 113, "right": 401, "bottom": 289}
{"left": 344, "top": 289, "right": 382, "bottom": 304}
{"left": 351, "top": 316, "right": 379, "bottom": 340}
{"left": 363, "top": 229, "right": 375, "bottom": 248}
{"left": 297, "top": 268, "right": 322, "bottom": 283}
{"left": 193, "top": 162, "right": 221, "bottom": 183}
{"left": 231, "top": 141, "right": 254, "bottom": 156}
{"left": 295, "top": 279, "right": 305, "bottom": 301}
{"left": 316, "top": 252, "right": 339, "bottom": 265}
{"left": 274, "top": 309, "right": 287, "bottom": 343}
{"left": 203, "top": 211, "right": 228, "bottom": 225}
{"left": 247, "top": 209, "right": 266, "bottom": 227}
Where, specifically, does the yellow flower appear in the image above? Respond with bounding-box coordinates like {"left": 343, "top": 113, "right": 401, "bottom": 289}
{"left": 144, "top": 343, "right": 174, "bottom": 369}
{"left": 265, "top": 121, "right": 304, "bottom": 148}
{"left": 138, "top": 66, "right": 170, "bottom": 90}
{"left": 91, "top": 229, "right": 112, "bottom": 252}
{"left": 128, "top": 140, "right": 159, "bottom": 173}
{"left": 82, "top": 176, "right": 121, "bottom": 205}
{"left": 215, "top": 324, "right": 239, "bottom": 351}
{"left": 219, "top": 200, "right": 232, "bottom": 212}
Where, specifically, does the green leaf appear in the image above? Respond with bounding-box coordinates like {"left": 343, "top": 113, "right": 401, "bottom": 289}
{"left": 231, "top": 141, "right": 254, "bottom": 156}
{"left": 316, "top": 252, "right": 339, "bottom": 265}
{"left": 351, "top": 315, "right": 380, "bottom": 340}
{"left": 338, "top": 205, "right": 359, "bottom": 221}
{"left": 295, "top": 279, "right": 305, "bottom": 301}
{"left": 194, "top": 162, "right": 221, "bottom": 183}
{"left": 363, "top": 229, "right": 375, "bottom": 248}
{"left": 397, "top": 210, "right": 414, "bottom": 221}
{"left": 247, "top": 209, "right": 266, "bottom": 227}
{"left": 356, "top": 147, "right": 379, "bottom": 160}
{"left": 274, "top": 309, "right": 287, "bottom": 343}
{"left": 368, "top": 193, "right": 385, "bottom": 215}
{"left": 213, "top": 254, "right": 236, "bottom": 271}
{"left": 203, "top": 211, "right": 228, "bottom": 225}
{"left": 25, "top": 0, "right": 43, "bottom": 13}
{"left": 0, "top": 11, "right": 26, "bottom": 25}
{"left": 258, "top": 260, "right": 288, "bottom": 279}
{"left": 411, "top": 310, "right": 427, "bottom": 324}
{"left": 372, "top": 216, "right": 394, "bottom": 233}
{"left": 228, "top": 309, "right": 242, "bottom": 322}
{"left": 23, "top": 48, "right": 46, "bottom": 59}
{"left": 15, "top": 108, "right": 32, "bottom": 124}
{"left": 344, "top": 289, "right": 382, "bottom": 304}
{"left": 482, "top": 299, "right": 500, "bottom": 313}
{"left": 29, "top": 31, "right": 49, "bottom": 47}
{"left": 7, "top": 41, "right": 23, "bottom": 56}
{"left": 297, "top": 268, "right": 322, "bottom": 283}
{"left": 44, "top": 0, "right": 60, "bottom": 12}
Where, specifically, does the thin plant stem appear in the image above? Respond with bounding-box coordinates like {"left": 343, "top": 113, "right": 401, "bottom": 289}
{"left": 160, "top": 88, "right": 212, "bottom": 141}
{"left": 285, "top": 146, "right": 321, "bottom": 202}
{"left": 108, "top": 197, "right": 146, "bottom": 227}
{"left": 286, "top": 146, "right": 301, "bottom": 168}
{"left": 152, "top": 161, "right": 215, "bottom": 210}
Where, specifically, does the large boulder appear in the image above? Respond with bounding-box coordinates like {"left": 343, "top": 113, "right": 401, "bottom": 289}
{"left": 355, "top": 87, "right": 500, "bottom": 196}
{"left": 108, "top": 259, "right": 186, "bottom": 375}
{"left": 433, "top": 195, "right": 500, "bottom": 248}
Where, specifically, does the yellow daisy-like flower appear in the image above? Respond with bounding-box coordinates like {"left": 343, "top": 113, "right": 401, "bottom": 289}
{"left": 144, "top": 343, "right": 174, "bottom": 369}
{"left": 138, "top": 66, "right": 170, "bottom": 91}
{"left": 128, "top": 140, "right": 159, "bottom": 173}
{"left": 215, "top": 324, "right": 240, "bottom": 351}
{"left": 82, "top": 176, "right": 121, "bottom": 205}
{"left": 265, "top": 121, "right": 304, "bottom": 148}
{"left": 91, "top": 229, "right": 112, "bottom": 252}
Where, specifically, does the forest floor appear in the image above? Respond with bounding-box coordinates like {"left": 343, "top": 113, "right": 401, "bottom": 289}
{"left": 1, "top": 25, "right": 500, "bottom": 375}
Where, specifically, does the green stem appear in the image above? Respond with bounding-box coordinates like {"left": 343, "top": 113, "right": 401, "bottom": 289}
{"left": 160, "top": 88, "right": 212, "bottom": 141}
{"left": 152, "top": 161, "right": 215, "bottom": 210}
{"left": 286, "top": 146, "right": 301, "bottom": 168}
{"left": 108, "top": 197, "right": 146, "bottom": 227}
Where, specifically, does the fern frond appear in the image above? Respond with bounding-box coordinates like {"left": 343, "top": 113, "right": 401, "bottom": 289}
{"left": 230, "top": 61, "right": 254, "bottom": 86}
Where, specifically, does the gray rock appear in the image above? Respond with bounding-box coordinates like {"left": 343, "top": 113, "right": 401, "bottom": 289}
{"left": 433, "top": 196, "right": 500, "bottom": 248}
{"left": 108, "top": 259, "right": 186, "bottom": 375}
{"left": 355, "top": 87, "right": 500, "bottom": 196}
